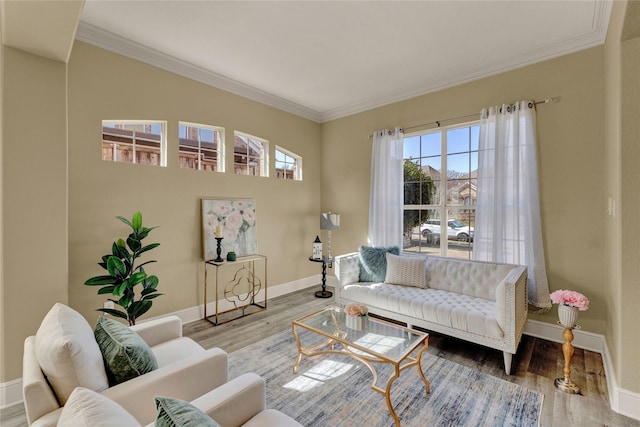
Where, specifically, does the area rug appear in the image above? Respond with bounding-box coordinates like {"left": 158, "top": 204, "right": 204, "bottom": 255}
{"left": 228, "top": 329, "right": 543, "bottom": 427}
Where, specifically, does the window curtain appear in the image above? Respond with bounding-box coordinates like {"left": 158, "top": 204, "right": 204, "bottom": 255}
{"left": 473, "top": 101, "right": 551, "bottom": 309}
{"left": 368, "top": 127, "right": 404, "bottom": 248}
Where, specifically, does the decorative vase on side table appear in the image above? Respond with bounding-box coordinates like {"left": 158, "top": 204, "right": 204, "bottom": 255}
{"left": 550, "top": 290, "right": 590, "bottom": 395}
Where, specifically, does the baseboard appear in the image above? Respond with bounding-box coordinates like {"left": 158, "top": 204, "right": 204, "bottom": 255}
{"left": 0, "top": 378, "right": 22, "bottom": 409}
{"left": 2, "top": 281, "right": 638, "bottom": 421}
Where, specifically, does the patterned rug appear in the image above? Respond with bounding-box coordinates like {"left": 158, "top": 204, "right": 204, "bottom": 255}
{"left": 228, "top": 329, "right": 542, "bottom": 427}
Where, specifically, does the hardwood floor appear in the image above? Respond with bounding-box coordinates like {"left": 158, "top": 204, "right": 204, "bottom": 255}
{"left": 3, "top": 287, "right": 638, "bottom": 426}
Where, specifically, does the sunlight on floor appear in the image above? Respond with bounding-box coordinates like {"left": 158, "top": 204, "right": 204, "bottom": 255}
{"left": 284, "top": 360, "right": 354, "bottom": 392}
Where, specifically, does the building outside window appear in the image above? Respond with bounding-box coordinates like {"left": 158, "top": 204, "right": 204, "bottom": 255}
{"left": 403, "top": 122, "right": 479, "bottom": 259}
{"left": 102, "top": 121, "right": 166, "bottom": 166}
{"left": 178, "top": 122, "right": 224, "bottom": 172}
{"left": 233, "top": 131, "right": 268, "bottom": 177}
{"left": 275, "top": 146, "right": 302, "bottom": 180}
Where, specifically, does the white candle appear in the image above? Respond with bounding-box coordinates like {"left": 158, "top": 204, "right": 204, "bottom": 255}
{"left": 215, "top": 225, "right": 222, "bottom": 238}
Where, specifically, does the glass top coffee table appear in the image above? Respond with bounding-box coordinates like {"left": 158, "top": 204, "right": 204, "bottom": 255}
{"left": 291, "top": 306, "right": 430, "bottom": 426}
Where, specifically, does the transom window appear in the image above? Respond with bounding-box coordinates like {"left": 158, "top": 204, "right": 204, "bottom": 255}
{"left": 102, "top": 121, "right": 166, "bottom": 166}
{"left": 403, "top": 122, "right": 479, "bottom": 259}
{"left": 275, "top": 146, "right": 302, "bottom": 180}
{"left": 233, "top": 131, "right": 268, "bottom": 177}
{"left": 178, "top": 122, "right": 224, "bottom": 172}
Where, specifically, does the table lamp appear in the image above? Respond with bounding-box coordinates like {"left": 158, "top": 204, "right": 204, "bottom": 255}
{"left": 320, "top": 212, "right": 340, "bottom": 261}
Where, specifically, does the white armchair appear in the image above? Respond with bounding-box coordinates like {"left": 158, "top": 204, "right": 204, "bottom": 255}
{"left": 22, "top": 303, "right": 228, "bottom": 427}
{"left": 55, "top": 373, "right": 303, "bottom": 427}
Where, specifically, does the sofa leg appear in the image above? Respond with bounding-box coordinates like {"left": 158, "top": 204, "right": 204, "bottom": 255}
{"left": 503, "top": 352, "right": 513, "bottom": 375}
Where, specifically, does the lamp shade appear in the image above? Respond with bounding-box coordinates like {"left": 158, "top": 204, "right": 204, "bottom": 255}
{"left": 320, "top": 212, "right": 340, "bottom": 230}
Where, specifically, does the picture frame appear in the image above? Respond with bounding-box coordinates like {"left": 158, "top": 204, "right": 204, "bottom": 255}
{"left": 202, "top": 198, "right": 257, "bottom": 260}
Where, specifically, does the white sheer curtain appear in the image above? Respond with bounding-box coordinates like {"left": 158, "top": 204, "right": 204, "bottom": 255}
{"left": 473, "top": 101, "right": 550, "bottom": 309}
{"left": 368, "top": 127, "right": 404, "bottom": 248}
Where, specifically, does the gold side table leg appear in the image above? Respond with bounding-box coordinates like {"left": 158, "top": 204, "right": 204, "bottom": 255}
{"left": 554, "top": 327, "right": 581, "bottom": 394}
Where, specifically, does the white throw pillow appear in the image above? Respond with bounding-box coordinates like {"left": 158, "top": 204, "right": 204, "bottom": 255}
{"left": 58, "top": 387, "right": 141, "bottom": 427}
{"left": 35, "top": 303, "right": 109, "bottom": 405}
{"left": 384, "top": 253, "right": 428, "bottom": 288}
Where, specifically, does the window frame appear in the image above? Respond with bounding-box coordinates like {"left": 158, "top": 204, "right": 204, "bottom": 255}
{"left": 102, "top": 120, "right": 167, "bottom": 167}
{"left": 403, "top": 120, "right": 479, "bottom": 258}
{"left": 275, "top": 145, "right": 302, "bottom": 180}
{"left": 233, "top": 131, "right": 269, "bottom": 177}
{"left": 178, "top": 121, "right": 225, "bottom": 172}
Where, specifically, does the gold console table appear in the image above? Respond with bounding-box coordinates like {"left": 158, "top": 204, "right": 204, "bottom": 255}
{"left": 203, "top": 254, "right": 267, "bottom": 325}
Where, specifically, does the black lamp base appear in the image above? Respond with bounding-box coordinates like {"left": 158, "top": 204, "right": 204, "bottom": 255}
{"left": 315, "top": 290, "right": 333, "bottom": 298}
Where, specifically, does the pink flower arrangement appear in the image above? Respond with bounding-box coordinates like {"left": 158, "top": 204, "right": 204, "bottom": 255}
{"left": 550, "top": 290, "right": 590, "bottom": 311}
{"left": 344, "top": 303, "right": 368, "bottom": 317}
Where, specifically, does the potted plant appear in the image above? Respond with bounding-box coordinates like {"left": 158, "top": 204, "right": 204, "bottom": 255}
{"left": 85, "top": 212, "right": 162, "bottom": 325}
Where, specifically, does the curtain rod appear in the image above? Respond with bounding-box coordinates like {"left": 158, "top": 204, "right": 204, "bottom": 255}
{"left": 369, "top": 97, "right": 559, "bottom": 138}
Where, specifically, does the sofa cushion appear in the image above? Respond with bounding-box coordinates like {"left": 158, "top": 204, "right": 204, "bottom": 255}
{"left": 155, "top": 396, "right": 220, "bottom": 427}
{"left": 243, "top": 409, "right": 304, "bottom": 427}
{"left": 342, "top": 283, "right": 504, "bottom": 339}
{"left": 58, "top": 387, "right": 142, "bottom": 427}
{"left": 35, "top": 303, "right": 109, "bottom": 405}
{"left": 95, "top": 316, "right": 158, "bottom": 386}
{"left": 384, "top": 253, "right": 427, "bottom": 288}
{"left": 151, "top": 337, "right": 205, "bottom": 367}
{"left": 358, "top": 246, "right": 400, "bottom": 282}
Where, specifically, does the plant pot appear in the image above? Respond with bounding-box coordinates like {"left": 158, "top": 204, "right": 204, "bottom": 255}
{"left": 558, "top": 304, "right": 579, "bottom": 329}
{"left": 346, "top": 314, "right": 366, "bottom": 331}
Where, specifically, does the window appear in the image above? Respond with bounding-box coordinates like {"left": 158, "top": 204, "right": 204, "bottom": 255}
{"left": 178, "top": 122, "right": 224, "bottom": 172}
{"left": 275, "top": 146, "right": 302, "bottom": 180}
{"left": 233, "top": 131, "right": 268, "bottom": 177}
{"left": 102, "top": 121, "right": 166, "bottom": 166}
{"left": 403, "top": 122, "right": 479, "bottom": 259}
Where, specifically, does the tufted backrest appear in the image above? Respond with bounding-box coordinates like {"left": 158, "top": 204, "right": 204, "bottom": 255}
{"left": 425, "top": 256, "right": 516, "bottom": 301}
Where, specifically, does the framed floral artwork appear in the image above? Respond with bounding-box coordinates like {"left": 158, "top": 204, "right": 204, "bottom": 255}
{"left": 202, "top": 198, "right": 257, "bottom": 260}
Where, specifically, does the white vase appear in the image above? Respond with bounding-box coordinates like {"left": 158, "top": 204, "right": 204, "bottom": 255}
{"left": 346, "top": 314, "right": 366, "bottom": 331}
{"left": 558, "top": 304, "right": 579, "bottom": 328}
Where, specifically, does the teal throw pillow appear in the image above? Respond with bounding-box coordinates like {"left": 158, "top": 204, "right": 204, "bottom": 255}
{"left": 358, "top": 246, "right": 400, "bottom": 282}
{"left": 155, "top": 396, "right": 220, "bottom": 427}
{"left": 94, "top": 316, "right": 158, "bottom": 386}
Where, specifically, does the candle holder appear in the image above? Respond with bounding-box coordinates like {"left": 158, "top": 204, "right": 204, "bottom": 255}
{"left": 214, "top": 237, "right": 224, "bottom": 262}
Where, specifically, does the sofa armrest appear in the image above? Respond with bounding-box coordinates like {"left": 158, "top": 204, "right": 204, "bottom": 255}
{"left": 22, "top": 336, "right": 61, "bottom": 426}
{"left": 495, "top": 265, "right": 528, "bottom": 348}
{"left": 102, "top": 347, "right": 228, "bottom": 426}
{"left": 130, "top": 315, "right": 183, "bottom": 347}
{"left": 190, "top": 373, "right": 266, "bottom": 427}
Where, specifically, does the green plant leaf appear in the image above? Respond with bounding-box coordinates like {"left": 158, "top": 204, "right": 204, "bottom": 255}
{"left": 136, "top": 260, "right": 157, "bottom": 270}
{"left": 129, "top": 300, "right": 152, "bottom": 318}
{"left": 128, "top": 271, "right": 147, "bottom": 286}
{"left": 143, "top": 275, "right": 159, "bottom": 289}
{"left": 137, "top": 243, "right": 160, "bottom": 256}
{"left": 97, "top": 286, "right": 116, "bottom": 295}
{"left": 119, "top": 293, "right": 133, "bottom": 308}
{"left": 85, "top": 275, "right": 116, "bottom": 285}
{"left": 113, "top": 281, "right": 127, "bottom": 296}
{"left": 142, "top": 293, "right": 163, "bottom": 300}
{"left": 96, "top": 308, "right": 128, "bottom": 320}
{"left": 116, "top": 215, "right": 132, "bottom": 227}
{"left": 136, "top": 226, "right": 158, "bottom": 240}
{"left": 132, "top": 212, "right": 142, "bottom": 230}
{"left": 127, "top": 236, "right": 142, "bottom": 252}
{"left": 107, "top": 256, "right": 126, "bottom": 278}
{"left": 140, "top": 287, "right": 157, "bottom": 296}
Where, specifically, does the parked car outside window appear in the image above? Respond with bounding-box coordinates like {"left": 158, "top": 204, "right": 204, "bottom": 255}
{"left": 419, "top": 219, "right": 474, "bottom": 242}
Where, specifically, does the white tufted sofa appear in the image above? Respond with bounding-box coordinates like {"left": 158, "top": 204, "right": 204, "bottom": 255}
{"left": 334, "top": 252, "right": 528, "bottom": 374}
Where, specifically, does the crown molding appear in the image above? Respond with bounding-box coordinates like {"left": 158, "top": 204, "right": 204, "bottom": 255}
{"left": 76, "top": 0, "right": 611, "bottom": 124}
{"left": 74, "top": 22, "right": 323, "bottom": 123}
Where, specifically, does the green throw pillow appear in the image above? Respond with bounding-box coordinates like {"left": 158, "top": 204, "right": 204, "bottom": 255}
{"left": 155, "top": 396, "right": 220, "bottom": 427}
{"left": 94, "top": 316, "right": 158, "bottom": 386}
{"left": 358, "top": 245, "right": 400, "bottom": 282}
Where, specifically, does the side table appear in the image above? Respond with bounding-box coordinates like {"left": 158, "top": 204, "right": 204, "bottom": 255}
{"left": 308, "top": 256, "right": 333, "bottom": 298}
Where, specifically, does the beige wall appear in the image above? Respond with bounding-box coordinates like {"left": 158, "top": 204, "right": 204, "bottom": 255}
{"left": 1, "top": 46, "right": 68, "bottom": 381}
{"left": 323, "top": 47, "right": 607, "bottom": 333}
{"left": 67, "top": 42, "right": 322, "bottom": 327}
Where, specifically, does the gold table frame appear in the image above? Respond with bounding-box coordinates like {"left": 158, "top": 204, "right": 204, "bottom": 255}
{"left": 291, "top": 307, "right": 430, "bottom": 426}
{"left": 203, "top": 254, "right": 267, "bottom": 325}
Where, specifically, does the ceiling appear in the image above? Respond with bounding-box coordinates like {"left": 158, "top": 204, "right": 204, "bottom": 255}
{"left": 4, "top": 1, "right": 613, "bottom": 122}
